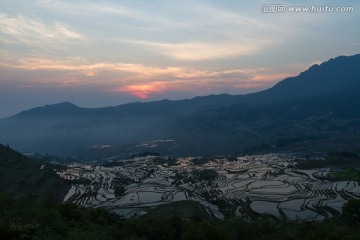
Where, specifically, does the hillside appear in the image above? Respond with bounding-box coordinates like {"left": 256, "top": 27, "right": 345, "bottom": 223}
{"left": 1, "top": 194, "right": 360, "bottom": 240}
{"left": 243, "top": 54, "right": 360, "bottom": 103}
{"left": 0, "top": 144, "right": 69, "bottom": 201}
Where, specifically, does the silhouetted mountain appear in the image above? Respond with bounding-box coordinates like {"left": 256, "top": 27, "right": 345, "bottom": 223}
{"left": 243, "top": 54, "right": 360, "bottom": 103}
{"left": 12, "top": 54, "right": 360, "bottom": 119}
{"left": 0, "top": 54, "right": 359, "bottom": 158}
{"left": 17, "top": 102, "right": 80, "bottom": 117}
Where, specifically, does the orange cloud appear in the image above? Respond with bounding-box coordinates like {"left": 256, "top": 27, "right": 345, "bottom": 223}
{"left": 0, "top": 56, "right": 183, "bottom": 79}
{"left": 0, "top": 54, "right": 303, "bottom": 98}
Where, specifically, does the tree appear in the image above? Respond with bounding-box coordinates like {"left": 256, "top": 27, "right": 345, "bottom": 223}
{"left": 342, "top": 199, "right": 360, "bottom": 223}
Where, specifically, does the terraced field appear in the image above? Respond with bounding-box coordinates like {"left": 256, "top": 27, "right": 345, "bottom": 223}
{"left": 57, "top": 153, "right": 360, "bottom": 220}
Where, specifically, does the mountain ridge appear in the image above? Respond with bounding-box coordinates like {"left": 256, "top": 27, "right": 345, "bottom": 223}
{"left": 10, "top": 54, "right": 360, "bottom": 119}
{"left": 1, "top": 54, "right": 359, "bottom": 158}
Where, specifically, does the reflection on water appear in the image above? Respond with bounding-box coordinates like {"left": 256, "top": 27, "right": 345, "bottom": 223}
{"left": 59, "top": 153, "right": 360, "bottom": 220}
{"left": 250, "top": 201, "right": 280, "bottom": 216}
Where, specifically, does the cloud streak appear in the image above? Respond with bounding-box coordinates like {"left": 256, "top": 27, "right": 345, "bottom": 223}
{"left": 123, "top": 40, "right": 273, "bottom": 61}
{"left": 0, "top": 13, "right": 84, "bottom": 45}
{"left": 0, "top": 54, "right": 299, "bottom": 99}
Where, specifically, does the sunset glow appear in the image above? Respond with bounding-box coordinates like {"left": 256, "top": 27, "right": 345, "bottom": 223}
{"left": 111, "top": 83, "right": 166, "bottom": 99}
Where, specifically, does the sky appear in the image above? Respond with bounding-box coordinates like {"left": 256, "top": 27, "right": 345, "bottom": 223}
{"left": 0, "top": 0, "right": 359, "bottom": 118}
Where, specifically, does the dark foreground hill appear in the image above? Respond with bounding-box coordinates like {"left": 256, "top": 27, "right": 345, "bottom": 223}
{"left": 0, "top": 54, "right": 359, "bottom": 159}
{"left": 0, "top": 144, "right": 69, "bottom": 201}
{"left": 1, "top": 194, "right": 360, "bottom": 240}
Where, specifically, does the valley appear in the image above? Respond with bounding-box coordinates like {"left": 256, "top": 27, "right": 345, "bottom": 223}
{"left": 2, "top": 54, "right": 360, "bottom": 158}
{"left": 1, "top": 54, "right": 360, "bottom": 223}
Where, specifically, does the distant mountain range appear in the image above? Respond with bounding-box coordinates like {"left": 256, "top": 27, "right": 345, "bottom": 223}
{"left": 1, "top": 54, "right": 360, "bottom": 160}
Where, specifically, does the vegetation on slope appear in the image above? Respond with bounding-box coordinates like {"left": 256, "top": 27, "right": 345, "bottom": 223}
{"left": 0, "top": 194, "right": 360, "bottom": 240}
{"left": 333, "top": 169, "right": 360, "bottom": 182}
{"left": 0, "top": 144, "right": 69, "bottom": 201}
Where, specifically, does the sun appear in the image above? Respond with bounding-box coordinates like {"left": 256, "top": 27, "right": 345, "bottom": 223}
{"left": 111, "top": 83, "right": 165, "bottom": 99}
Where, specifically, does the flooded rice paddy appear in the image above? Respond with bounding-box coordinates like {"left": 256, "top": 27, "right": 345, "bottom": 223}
{"left": 57, "top": 154, "right": 360, "bottom": 220}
